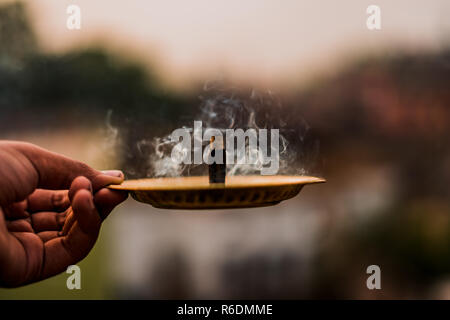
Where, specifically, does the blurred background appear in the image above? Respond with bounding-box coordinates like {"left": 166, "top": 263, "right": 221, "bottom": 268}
{"left": 0, "top": 0, "right": 450, "bottom": 299}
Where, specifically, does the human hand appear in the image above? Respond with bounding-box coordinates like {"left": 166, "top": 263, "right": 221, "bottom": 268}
{"left": 0, "top": 141, "right": 128, "bottom": 287}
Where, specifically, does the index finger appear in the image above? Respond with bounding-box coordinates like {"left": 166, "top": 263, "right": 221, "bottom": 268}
{"left": 10, "top": 142, "right": 124, "bottom": 191}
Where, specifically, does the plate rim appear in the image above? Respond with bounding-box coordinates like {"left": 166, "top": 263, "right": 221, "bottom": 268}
{"left": 108, "top": 175, "right": 326, "bottom": 191}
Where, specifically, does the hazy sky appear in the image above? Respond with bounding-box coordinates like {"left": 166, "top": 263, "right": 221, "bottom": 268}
{"left": 6, "top": 0, "right": 449, "bottom": 88}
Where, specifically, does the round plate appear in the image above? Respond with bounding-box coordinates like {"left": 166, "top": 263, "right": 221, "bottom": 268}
{"left": 109, "top": 175, "right": 325, "bottom": 210}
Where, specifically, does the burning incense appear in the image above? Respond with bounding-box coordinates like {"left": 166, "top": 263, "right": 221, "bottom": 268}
{"left": 208, "top": 135, "right": 226, "bottom": 183}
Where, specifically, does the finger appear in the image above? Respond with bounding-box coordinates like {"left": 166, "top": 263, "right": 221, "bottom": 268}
{"left": 60, "top": 210, "right": 75, "bottom": 236}
{"left": 61, "top": 179, "right": 127, "bottom": 235}
{"left": 71, "top": 189, "right": 101, "bottom": 234}
{"left": 0, "top": 208, "right": 8, "bottom": 253}
{"left": 61, "top": 176, "right": 93, "bottom": 236}
{"left": 37, "top": 231, "right": 59, "bottom": 243}
{"left": 42, "top": 190, "right": 101, "bottom": 278}
{"left": 27, "top": 189, "right": 69, "bottom": 213}
{"left": 0, "top": 207, "right": 7, "bottom": 235}
{"left": 94, "top": 188, "right": 128, "bottom": 220}
{"left": 11, "top": 142, "right": 124, "bottom": 191}
{"left": 31, "top": 211, "right": 66, "bottom": 233}
{"left": 5, "top": 219, "right": 33, "bottom": 233}
{"left": 3, "top": 200, "right": 29, "bottom": 220}
{"left": 68, "top": 176, "right": 92, "bottom": 202}
{"left": 6, "top": 232, "right": 43, "bottom": 286}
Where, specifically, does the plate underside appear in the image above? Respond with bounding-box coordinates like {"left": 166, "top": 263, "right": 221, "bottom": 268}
{"left": 109, "top": 175, "right": 325, "bottom": 210}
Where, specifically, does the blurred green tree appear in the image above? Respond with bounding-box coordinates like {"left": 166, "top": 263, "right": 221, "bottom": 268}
{"left": 0, "top": 2, "right": 37, "bottom": 68}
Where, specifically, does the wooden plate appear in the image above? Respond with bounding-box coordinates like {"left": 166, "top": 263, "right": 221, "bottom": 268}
{"left": 109, "top": 175, "right": 325, "bottom": 210}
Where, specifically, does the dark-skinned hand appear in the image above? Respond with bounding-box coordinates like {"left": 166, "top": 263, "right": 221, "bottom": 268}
{"left": 0, "top": 141, "right": 128, "bottom": 287}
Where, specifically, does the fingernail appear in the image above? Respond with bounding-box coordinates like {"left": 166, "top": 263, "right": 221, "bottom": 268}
{"left": 101, "top": 170, "right": 124, "bottom": 178}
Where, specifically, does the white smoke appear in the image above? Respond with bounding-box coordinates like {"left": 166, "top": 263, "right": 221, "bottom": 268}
{"left": 103, "top": 84, "right": 315, "bottom": 179}
{"left": 149, "top": 85, "right": 293, "bottom": 177}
